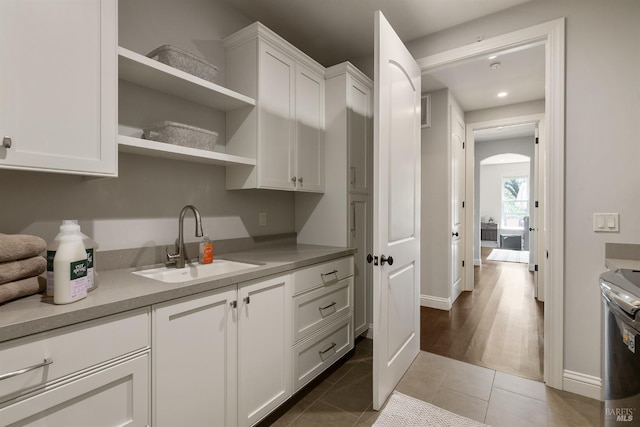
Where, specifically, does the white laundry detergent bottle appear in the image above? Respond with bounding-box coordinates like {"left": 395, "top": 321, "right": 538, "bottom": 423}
{"left": 70, "top": 220, "right": 99, "bottom": 292}
{"left": 53, "top": 221, "right": 88, "bottom": 304}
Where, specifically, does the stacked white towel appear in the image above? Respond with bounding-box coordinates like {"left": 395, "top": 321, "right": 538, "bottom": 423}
{"left": 0, "top": 234, "right": 47, "bottom": 304}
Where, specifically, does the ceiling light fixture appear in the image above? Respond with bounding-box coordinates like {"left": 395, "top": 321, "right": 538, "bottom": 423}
{"left": 490, "top": 62, "right": 501, "bottom": 70}
{"left": 497, "top": 92, "right": 508, "bottom": 98}
{"left": 488, "top": 55, "right": 498, "bottom": 60}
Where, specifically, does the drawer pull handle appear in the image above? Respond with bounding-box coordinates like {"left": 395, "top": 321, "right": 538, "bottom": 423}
{"left": 319, "top": 301, "right": 337, "bottom": 311}
{"left": 0, "top": 357, "right": 53, "bottom": 381}
{"left": 319, "top": 342, "right": 337, "bottom": 357}
{"left": 321, "top": 270, "right": 339, "bottom": 279}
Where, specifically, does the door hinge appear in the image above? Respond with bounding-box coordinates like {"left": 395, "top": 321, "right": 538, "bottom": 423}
{"left": 462, "top": 142, "right": 465, "bottom": 149}
{"left": 534, "top": 264, "right": 538, "bottom": 272}
{"left": 462, "top": 201, "right": 465, "bottom": 208}
{"left": 462, "top": 260, "right": 465, "bottom": 267}
{"left": 535, "top": 201, "right": 539, "bottom": 208}
{"left": 535, "top": 137, "right": 539, "bottom": 144}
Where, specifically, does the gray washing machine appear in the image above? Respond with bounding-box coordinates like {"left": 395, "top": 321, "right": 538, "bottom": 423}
{"left": 601, "top": 269, "right": 640, "bottom": 426}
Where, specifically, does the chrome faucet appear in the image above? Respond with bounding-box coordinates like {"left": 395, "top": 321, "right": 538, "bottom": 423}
{"left": 167, "top": 205, "right": 204, "bottom": 268}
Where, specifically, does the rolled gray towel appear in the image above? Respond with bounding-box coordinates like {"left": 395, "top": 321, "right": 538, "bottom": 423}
{"left": 0, "top": 256, "right": 47, "bottom": 285}
{"left": 0, "top": 276, "right": 46, "bottom": 305}
{"left": 0, "top": 234, "right": 47, "bottom": 263}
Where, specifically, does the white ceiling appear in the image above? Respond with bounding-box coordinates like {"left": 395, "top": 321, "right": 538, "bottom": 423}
{"left": 219, "top": 0, "right": 532, "bottom": 66}
{"left": 220, "top": 0, "right": 543, "bottom": 112}
{"left": 423, "top": 43, "right": 545, "bottom": 111}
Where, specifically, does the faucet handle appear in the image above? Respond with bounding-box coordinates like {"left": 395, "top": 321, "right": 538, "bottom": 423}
{"left": 166, "top": 247, "right": 179, "bottom": 264}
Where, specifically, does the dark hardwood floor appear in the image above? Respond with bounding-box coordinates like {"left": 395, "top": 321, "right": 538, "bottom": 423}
{"left": 420, "top": 246, "right": 544, "bottom": 381}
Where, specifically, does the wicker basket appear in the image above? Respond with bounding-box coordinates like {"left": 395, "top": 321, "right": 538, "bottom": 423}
{"left": 147, "top": 45, "right": 218, "bottom": 83}
{"left": 142, "top": 121, "right": 218, "bottom": 151}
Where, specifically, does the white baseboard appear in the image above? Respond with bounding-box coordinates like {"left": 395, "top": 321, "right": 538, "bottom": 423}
{"left": 474, "top": 258, "right": 481, "bottom": 266}
{"left": 420, "top": 294, "right": 451, "bottom": 311}
{"left": 365, "top": 323, "right": 374, "bottom": 339}
{"left": 563, "top": 370, "right": 603, "bottom": 401}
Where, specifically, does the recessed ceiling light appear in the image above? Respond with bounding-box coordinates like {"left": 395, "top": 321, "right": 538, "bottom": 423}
{"left": 490, "top": 62, "right": 501, "bottom": 70}
{"left": 497, "top": 92, "right": 508, "bottom": 98}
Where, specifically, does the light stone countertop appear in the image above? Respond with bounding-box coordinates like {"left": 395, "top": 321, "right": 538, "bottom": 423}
{"left": 0, "top": 244, "right": 355, "bottom": 344}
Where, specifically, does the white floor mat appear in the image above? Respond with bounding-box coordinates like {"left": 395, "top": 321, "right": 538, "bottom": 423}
{"left": 373, "top": 391, "right": 489, "bottom": 427}
{"left": 486, "top": 249, "right": 529, "bottom": 264}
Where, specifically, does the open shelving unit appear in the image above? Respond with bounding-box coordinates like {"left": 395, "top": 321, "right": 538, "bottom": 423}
{"left": 118, "top": 47, "right": 255, "bottom": 110}
{"left": 117, "top": 47, "right": 257, "bottom": 167}
{"left": 118, "top": 135, "right": 256, "bottom": 167}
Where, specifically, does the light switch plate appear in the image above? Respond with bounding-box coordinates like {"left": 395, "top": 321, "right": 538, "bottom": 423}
{"left": 593, "top": 213, "right": 619, "bottom": 232}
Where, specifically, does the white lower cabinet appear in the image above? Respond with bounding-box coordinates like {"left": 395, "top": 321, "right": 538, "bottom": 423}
{"left": 291, "top": 257, "right": 355, "bottom": 392}
{"left": 238, "top": 275, "right": 292, "bottom": 427}
{"left": 153, "top": 286, "right": 237, "bottom": 427}
{"left": 152, "top": 274, "right": 292, "bottom": 427}
{"left": 0, "top": 352, "right": 149, "bottom": 427}
{"left": 293, "top": 314, "right": 353, "bottom": 391}
{"left": 0, "top": 308, "right": 151, "bottom": 426}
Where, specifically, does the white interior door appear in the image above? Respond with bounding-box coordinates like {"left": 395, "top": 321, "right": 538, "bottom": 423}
{"left": 372, "top": 10, "right": 421, "bottom": 410}
{"left": 451, "top": 107, "right": 465, "bottom": 303}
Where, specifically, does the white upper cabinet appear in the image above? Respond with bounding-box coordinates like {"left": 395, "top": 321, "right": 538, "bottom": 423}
{"left": 224, "top": 22, "right": 325, "bottom": 192}
{"left": 0, "top": 0, "right": 117, "bottom": 176}
{"left": 347, "top": 74, "right": 373, "bottom": 195}
{"left": 256, "top": 42, "right": 297, "bottom": 190}
{"left": 296, "top": 64, "right": 325, "bottom": 192}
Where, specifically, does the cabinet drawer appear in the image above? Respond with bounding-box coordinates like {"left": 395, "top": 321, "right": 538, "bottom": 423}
{"left": 293, "top": 277, "right": 352, "bottom": 343}
{"left": 293, "top": 256, "right": 354, "bottom": 295}
{"left": 292, "top": 315, "right": 353, "bottom": 392}
{"left": 0, "top": 352, "right": 149, "bottom": 427}
{"left": 0, "top": 308, "right": 150, "bottom": 404}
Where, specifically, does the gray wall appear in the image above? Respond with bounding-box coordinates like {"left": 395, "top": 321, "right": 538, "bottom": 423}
{"left": 421, "top": 89, "right": 464, "bottom": 303}
{"left": 475, "top": 136, "right": 536, "bottom": 262}
{"left": 409, "top": 0, "right": 640, "bottom": 382}
{"left": 421, "top": 89, "right": 449, "bottom": 300}
{"left": 0, "top": 0, "right": 295, "bottom": 251}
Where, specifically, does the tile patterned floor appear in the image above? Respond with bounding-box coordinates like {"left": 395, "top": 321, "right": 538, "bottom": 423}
{"left": 263, "top": 338, "right": 604, "bottom": 427}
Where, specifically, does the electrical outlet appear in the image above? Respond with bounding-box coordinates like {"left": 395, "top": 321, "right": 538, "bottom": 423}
{"left": 259, "top": 212, "right": 267, "bottom": 227}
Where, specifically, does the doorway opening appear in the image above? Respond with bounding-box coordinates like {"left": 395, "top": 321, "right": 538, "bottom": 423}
{"left": 417, "top": 18, "right": 565, "bottom": 388}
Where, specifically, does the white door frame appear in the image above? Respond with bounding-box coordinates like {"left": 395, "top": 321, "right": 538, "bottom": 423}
{"left": 466, "top": 113, "right": 545, "bottom": 295}
{"left": 416, "top": 18, "right": 565, "bottom": 389}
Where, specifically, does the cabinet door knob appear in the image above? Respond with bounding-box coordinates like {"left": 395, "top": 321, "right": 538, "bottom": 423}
{"left": 291, "top": 176, "right": 297, "bottom": 184}
{"left": 298, "top": 177, "right": 303, "bottom": 183}
{"left": 230, "top": 300, "right": 237, "bottom": 309}
{"left": 243, "top": 296, "right": 251, "bottom": 305}
{"left": 2, "top": 136, "right": 11, "bottom": 149}
{"left": 452, "top": 232, "right": 459, "bottom": 237}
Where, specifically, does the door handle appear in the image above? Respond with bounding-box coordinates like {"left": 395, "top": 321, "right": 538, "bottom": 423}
{"left": 452, "top": 232, "right": 459, "bottom": 237}
{"left": 529, "top": 227, "right": 535, "bottom": 231}
{"left": 380, "top": 255, "right": 393, "bottom": 266}
{"left": 2, "top": 136, "right": 11, "bottom": 149}
{"left": 366, "top": 254, "right": 378, "bottom": 266}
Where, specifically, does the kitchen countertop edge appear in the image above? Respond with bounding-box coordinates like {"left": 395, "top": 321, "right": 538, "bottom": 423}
{"left": 0, "top": 244, "right": 355, "bottom": 344}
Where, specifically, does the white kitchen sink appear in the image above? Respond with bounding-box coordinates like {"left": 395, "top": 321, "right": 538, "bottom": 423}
{"left": 133, "top": 259, "right": 261, "bottom": 283}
